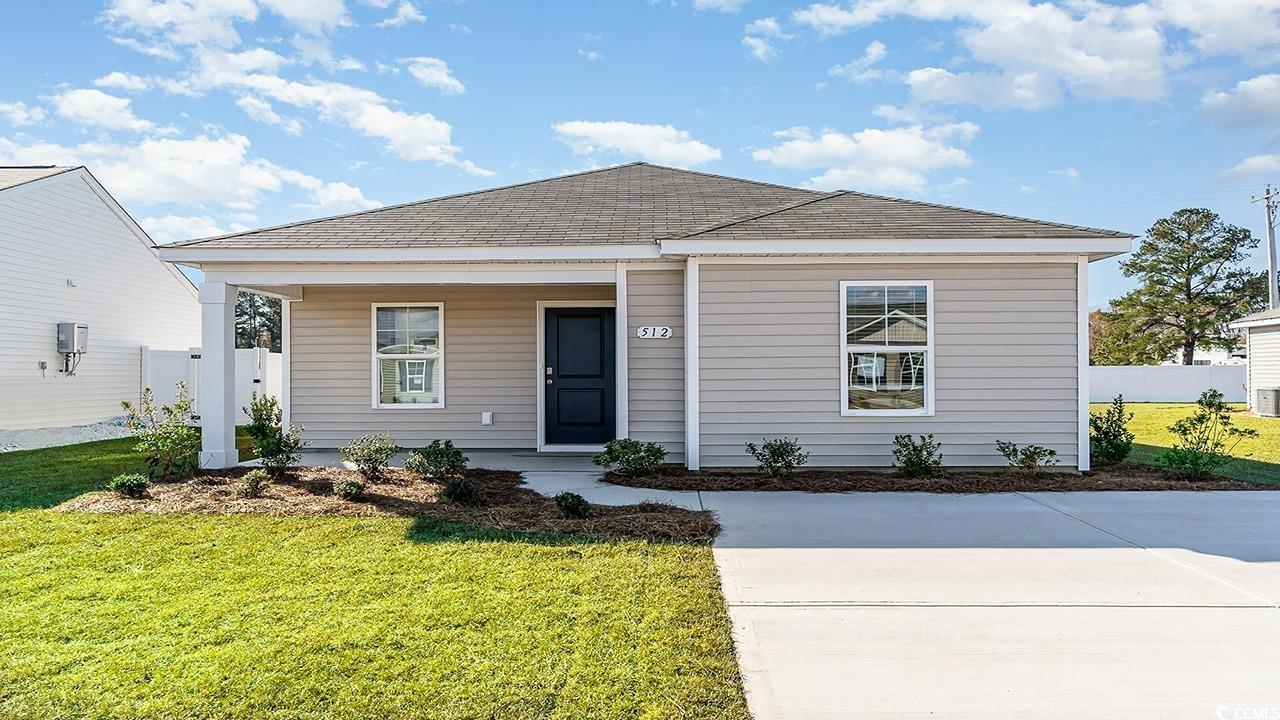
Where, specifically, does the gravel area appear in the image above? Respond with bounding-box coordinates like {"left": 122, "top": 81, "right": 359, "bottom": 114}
{"left": 0, "top": 418, "right": 132, "bottom": 454}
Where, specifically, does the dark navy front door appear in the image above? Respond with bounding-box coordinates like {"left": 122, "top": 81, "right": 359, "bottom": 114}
{"left": 544, "top": 307, "right": 616, "bottom": 445}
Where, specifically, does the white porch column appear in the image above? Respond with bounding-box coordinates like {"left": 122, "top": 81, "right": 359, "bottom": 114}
{"left": 684, "top": 257, "right": 701, "bottom": 470}
{"left": 199, "top": 281, "right": 239, "bottom": 468}
{"left": 615, "top": 263, "right": 629, "bottom": 440}
{"left": 1077, "top": 256, "right": 1090, "bottom": 472}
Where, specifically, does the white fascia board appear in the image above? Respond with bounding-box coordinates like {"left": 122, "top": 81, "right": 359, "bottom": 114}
{"left": 158, "top": 243, "right": 663, "bottom": 264}
{"left": 1230, "top": 317, "right": 1280, "bottom": 330}
{"left": 660, "top": 236, "right": 1133, "bottom": 258}
{"left": 203, "top": 263, "right": 624, "bottom": 286}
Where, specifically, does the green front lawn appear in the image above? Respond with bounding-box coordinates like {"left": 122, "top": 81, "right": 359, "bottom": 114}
{"left": 0, "top": 441, "right": 749, "bottom": 719}
{"left": 1091, "top": 402, "right": 1280, "bottom": 485}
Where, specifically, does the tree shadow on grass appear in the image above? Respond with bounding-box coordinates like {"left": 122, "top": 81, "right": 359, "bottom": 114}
{"left": 404, "top": 516, "right": 611, "bottom": 546}
{"left": 1128, "top": 443, "right": 1280, "bottom": 487}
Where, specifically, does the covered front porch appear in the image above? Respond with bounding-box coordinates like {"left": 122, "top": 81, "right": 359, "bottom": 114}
{"left": 193, "top": 262, "right": 685, "bottom": 469}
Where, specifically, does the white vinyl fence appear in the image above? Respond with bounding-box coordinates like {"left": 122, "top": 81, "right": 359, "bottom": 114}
{"left": 141, "top": 346, "right": 282, "bottom": 424}
{"left": 1090, "top": 365, "right": 1247, "bottom": 403}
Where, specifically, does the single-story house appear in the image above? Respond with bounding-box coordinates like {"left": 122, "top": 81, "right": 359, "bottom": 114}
{"left": 158, "top": 163, "right": 1133, "bottom": 470}
{"left": 1230, "top": 308, "right": 1280, "bottom": 415}
{"left": 0, "top": 165, "right": 201, "bottom": 430}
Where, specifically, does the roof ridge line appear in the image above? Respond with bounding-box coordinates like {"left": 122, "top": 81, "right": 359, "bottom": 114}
{"left": 667, "top": 190, "right": 847, "bottom": 240}
{"left": 628, "top": 162, "right": 820, "bottom": 196}
{"left": 836, "top": 189, "right": 1133, "bottom": 238}
{"left": 164, "top": 162, "right": 652, "bottom": 247}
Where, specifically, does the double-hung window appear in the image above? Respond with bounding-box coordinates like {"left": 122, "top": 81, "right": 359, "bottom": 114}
{"left": 373, "top": 304, "right": 443, "bottom": 408}
{"left": 841, "top": 281, "right": 933, "bottom": 415}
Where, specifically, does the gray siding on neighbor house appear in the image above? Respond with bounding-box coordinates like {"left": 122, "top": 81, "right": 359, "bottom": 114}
{"left": 290, "top": 284, "right": 614, "bottom": 448}
{"left": 626, "top": 269, "right": 685, "bottom": 461}
{"left": 697, "top": 262, "right": 1080, "bottom": 468}
{"left": 1249, "top": 326, "right": 1280, "bottom": 409}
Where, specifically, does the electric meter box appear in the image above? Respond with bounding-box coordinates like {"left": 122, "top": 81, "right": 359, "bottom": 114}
{"left": 57, "top": 323, "right": 88, "bottom": 353}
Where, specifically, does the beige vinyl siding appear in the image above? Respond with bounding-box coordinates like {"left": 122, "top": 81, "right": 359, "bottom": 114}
{"left": 0, "top": 173, "right": 200, "bottom": 429}
{"left": 626, "top": 270, "right": 685, "bottom": 461}
{"left": 290, "top": 284, "right": 614, "bottom": 448}
{"left": 1248, "top": 326, "right": 1280, "bottom": 409}
{"left": 698, "top": 262, "right": 1080, "bottom": 468}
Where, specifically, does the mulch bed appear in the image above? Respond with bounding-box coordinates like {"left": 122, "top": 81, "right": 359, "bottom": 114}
{"left": 603, "top": 463, "right": 1274, "bottom": 493}
{"left": 57, "top": 467, "right": 720, "bottom": 543}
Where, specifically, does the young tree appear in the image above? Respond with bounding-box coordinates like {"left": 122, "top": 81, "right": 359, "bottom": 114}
{"left": 1096, "top": 208, "right": 1267, "bottom": 365}
{"left": 235, "top": 291, "right": 282, "bottom": 352}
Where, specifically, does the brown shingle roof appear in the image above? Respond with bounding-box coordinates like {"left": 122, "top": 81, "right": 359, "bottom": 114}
{"left": 168, "top": 163, "right": 818, "bottom": 249}
{"left": 165, "top": 163, "right": 1130, "bottom": 250}
{"left": 673, "top": 190, "right": 1131, "bottom": 241}
{"left": 0, "top": 165, "right": 78, "bottom": 192}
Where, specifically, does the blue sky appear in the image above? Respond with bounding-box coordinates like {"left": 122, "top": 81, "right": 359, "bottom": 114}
{"left": 2, "top": 1, "right": 1279, "bottom": 305}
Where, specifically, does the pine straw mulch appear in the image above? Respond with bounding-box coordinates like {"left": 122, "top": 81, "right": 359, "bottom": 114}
{"left": 603, "top": 462, "right": 1275, "bottom": 493}
{"left": 56, "top": 467, "right": 720, "bottom": 543}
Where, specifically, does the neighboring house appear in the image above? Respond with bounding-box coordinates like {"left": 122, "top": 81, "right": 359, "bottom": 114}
{"left": 1158, "top": 345, "right": 1247, "bottom": 366}
{"left": 1230, "top": 309, "right": 1280, "bottom": 415}
{"left": 158, "top": 163, "right": 1133, "bottom": 470}
{"left": 0, "top": 166, "right": 201, "bottom": 430}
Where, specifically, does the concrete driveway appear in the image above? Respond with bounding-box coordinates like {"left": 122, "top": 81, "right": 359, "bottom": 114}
{"left": 709, "top": 490, "right": 1280, "bottom": 720}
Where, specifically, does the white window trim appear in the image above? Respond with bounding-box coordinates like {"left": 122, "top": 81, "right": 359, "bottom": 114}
{"left": 839, "top": 280, "right": 935, "bottom": 417}
{"left": 371, "top": 302, "right": 445, "bottom": 409}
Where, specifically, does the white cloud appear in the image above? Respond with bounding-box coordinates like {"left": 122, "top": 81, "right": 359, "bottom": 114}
{"left": 51, "top": 89, "right": 160, "bottom": 133}
{"left": 828, "top": 40, "right": 888, "bottom": 83}
{"left": 94, "top": 72, "right": 151, "bottom": 92}
{"left": 742, "top": 36, "right": 777, "bottom": 62}
{"left": 744, "top": 16, "right": 789, "bottom": 38}
{"left": 694, "top": 0, "right": 747, "bottom": 12}
{"left": 751, "top": 122, "right": 979, "bottom": 191}
{"left": 578, "top": 48, "right": 603, "bottom": 61}
{"left": 1154, "top": 0, "right": 1280, "bottom": 61}
{"left": 1202, "top": 74, "right": 1280, "bottom": 129}
{"left": 552, "top": 120, "right": 722, "bottom": 167}
{"left": 1219, "top": 154, "right": 1280, "bottom": 183}
{"left": 1052, "top": 166, "right": 1081, "bottom": 185}
{"left": 104, "top": 0, "right": 349, "bottom": 48}
{"left": 0, "top": 101, "right": 46, "bottom": 126}
{"left": 140, "top": 214, "right": 230, "bottom": 243}
{"left": 291, "top": 35, "right": 364, "bottom": 71}
{"left": 374, "top": 1, "right": 425, "bottom": 28}
{"left": 110, "top": 36, "right": 181, "bottom": 60}
{"left": 401, "top": 57, "right": 465, "bottom": 94}
{"left": 235, "top": 95, "right": 303, "bottom": 135}
{"left": 295, "top": 180, "right": 380, "bottom": 213}
{"left": 905, "top": 67, "right": 1062, "bottom": 110}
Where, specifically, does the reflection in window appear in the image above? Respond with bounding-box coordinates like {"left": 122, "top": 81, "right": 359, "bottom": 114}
{"left": 374, "top": 305, "right": 442, "bottom": 406}
{"left": 843, "top": 284, "right": 930, "bottom": 412}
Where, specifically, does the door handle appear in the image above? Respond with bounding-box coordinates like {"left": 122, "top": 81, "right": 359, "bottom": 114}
{"left": 546, "top": 378, "right": 553, "bottom": 384}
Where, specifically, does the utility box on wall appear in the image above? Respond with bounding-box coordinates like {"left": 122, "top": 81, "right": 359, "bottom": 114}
{"left": 57, "top": 323, "right": 88, "bottom": 354}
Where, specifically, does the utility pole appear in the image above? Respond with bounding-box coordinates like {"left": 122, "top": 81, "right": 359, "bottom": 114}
{"left": 1252, "top": 185, "right": 1280, "bottom": 309}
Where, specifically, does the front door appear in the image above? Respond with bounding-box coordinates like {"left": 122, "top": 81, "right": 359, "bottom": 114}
{"left": 544, "top": 307, "right": 616, "bottom": 445}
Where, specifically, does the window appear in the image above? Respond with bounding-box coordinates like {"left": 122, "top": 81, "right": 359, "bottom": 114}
{"left": 841, "top": 281, "right": 933, "bottom": 415}
{"left": 373, "top": 304, "right": 443, "bottom": 408}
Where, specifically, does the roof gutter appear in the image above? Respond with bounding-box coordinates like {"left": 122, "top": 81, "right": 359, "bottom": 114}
{"left": 157, "top": 242, "right": 665, "bottom": 265}
{"left": 659, "top": 236, "right": 1133, "bottom": 261}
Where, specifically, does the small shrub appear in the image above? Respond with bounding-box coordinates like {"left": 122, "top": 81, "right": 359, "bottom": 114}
{"left": 1160, "top": 389, "right": 1259, "bottom": 481}
{"left": 340, "top": 432, "right": 397, "bottom": 479}
{"left": 237, "top": 469, "right": 271, "bottom": 499}
{"left": 442, "top": 476, "right": 480, "bottom": 504}
{"left": 996, "top": 440, "right": 1060, "bottom": 473}
{"left": 1090, "top": 394, "right": 1135, "bottom": 467}
{"left": 120, "top": 382, "right": 200, "bottom": 480}
{"left": 592, "top": 438, "right": 667, "bottom": 476}
{"left": 405, "top": 439, "right": 469, "bottom": 478}
{"left": 555, "top": 492, "right": 590, "bottom": 518}
{"left": 107, "top": 473, "right": 149, "bottom": 498}
{"left": 332, "top": 478, "right": 367, "bottom": 500}
{"left": 242, "top": 392, "right": 309, "bottom": 478}
{"left": 891, "top": 434, "right": 946, "bottom": 478}
{"left": 745, "top": 437, "right": 809, "bottom": 476}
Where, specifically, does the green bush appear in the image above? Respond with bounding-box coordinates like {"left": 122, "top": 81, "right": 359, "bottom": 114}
{"left": 242, "top": 393, "right": 309, "bottom": 478}
{"left": 996, "top": 440, "right": 1060, "bottom": 473}
{"left": 442, "top": 476, "right": 480, "bottom": 504}
{"left": 107, "top": 473, "right": 150, "bottom": 498}
{"left": 332, "top": 478, "right": 367, "bottom": 500}
{"left": 120, "top": 382, "right": 201, "bottom": 480}
{"left": 555, "top": 492, "right": 590, "bottom": 518}
{"left": 592, "top": 438, "right": 667, "bottom": 476}
{"left": 891, "top": 434, "right": 946, "bottom": 478}
{"left": 1160, "top": 389, "right": 1259, "bottom": 481}
{"left": 340, "top": 432, "right": 397, "bottom": 479}
{"left": 1089, "top": 394, "right": 1135, "bottom": 467}
{"left": 745, "top": 437, "right": 809, "bottom": 476}
{"left": 237, "top": 469, "right": 271, "bottom": 499}
{"left": 405, "top": 439, "right": 468, "bottom": 478}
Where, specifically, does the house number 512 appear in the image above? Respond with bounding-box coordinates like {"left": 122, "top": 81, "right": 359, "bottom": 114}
{"left": 636, "top": 326, "right": 672, "bottom": 339}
